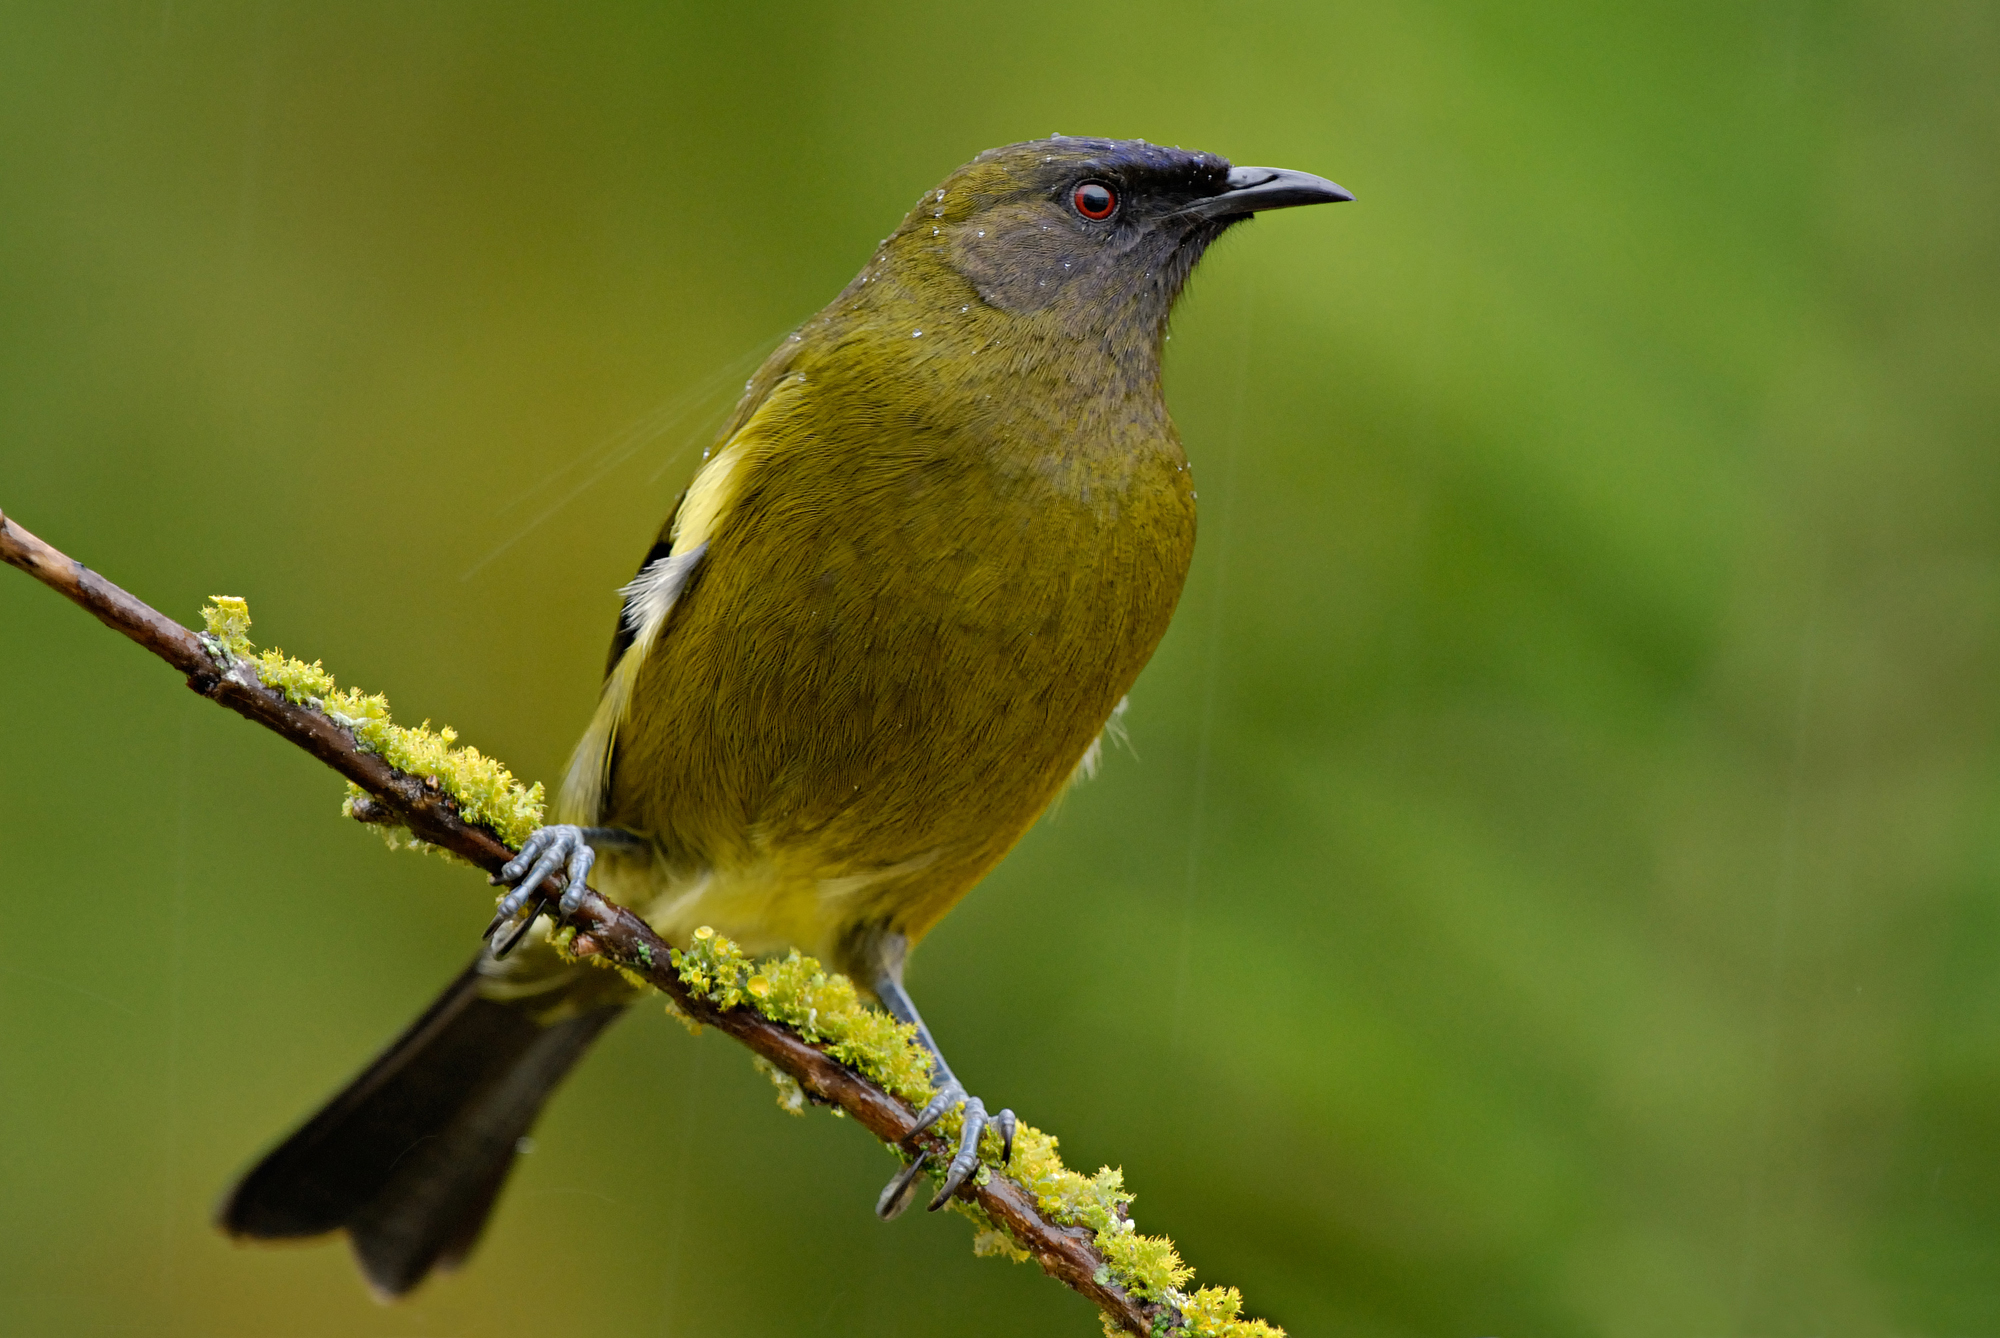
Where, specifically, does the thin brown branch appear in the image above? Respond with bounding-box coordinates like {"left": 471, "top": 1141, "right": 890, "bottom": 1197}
{"left": 0, "top": 507, "right": 1159, "bottom": 1334}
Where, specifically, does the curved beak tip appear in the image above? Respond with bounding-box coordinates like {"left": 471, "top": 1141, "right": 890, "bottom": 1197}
{"left": 1200, "top": 165, "right": 1354, "bottom": 218}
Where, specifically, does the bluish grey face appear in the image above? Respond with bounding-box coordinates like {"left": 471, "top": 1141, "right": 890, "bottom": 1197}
{"left": 945, "top": 137, "right": 1349, "bottom": 326}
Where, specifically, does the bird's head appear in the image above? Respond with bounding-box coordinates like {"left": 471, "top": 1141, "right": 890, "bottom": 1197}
{"left": 875, "top": 136, "right": 1349, "bottom": 345}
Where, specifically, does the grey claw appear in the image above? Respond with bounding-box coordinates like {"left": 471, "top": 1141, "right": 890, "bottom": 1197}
{"left": 483, "top": 889, "right": 530, "bottom": 940}
{"left": 907, "top": 1081, "right": 962, "bottom": 1138}
{"left": 876, "top": 1151, "right": 930, "bottom": 1221}
{"left": 512, "top": 844, "right": 569, "bottom": 905}
{"left": 488, "top": 825, "right": 598, "bottom": 946}
{"left": 928, "top": 1097, "right": 987, "bottom": 1211}
{"left": 497, "top": 828, "right": 554, "bottom": 884}
{"left": 492, "top": 896, "right": 546, "bottom": 959}
{"left": 995, "top": 1108, "right": 1017, "bottom": 1166}
{"left": 556, "top": 842, "right": 596, "bottom": 916}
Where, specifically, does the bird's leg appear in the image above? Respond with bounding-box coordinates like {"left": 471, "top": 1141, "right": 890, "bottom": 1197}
{"left": 485, "top": 825, "right": 645, "bottom": 956}
{"left": 866, "top": 933, "right": 1017, "bottom": 1219}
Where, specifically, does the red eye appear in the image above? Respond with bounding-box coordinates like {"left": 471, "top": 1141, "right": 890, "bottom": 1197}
{"left": 1072, "top": 181, "right": 1117, "bottom": 220}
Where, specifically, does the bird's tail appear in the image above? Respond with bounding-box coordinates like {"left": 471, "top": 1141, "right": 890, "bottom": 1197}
{"left": 216, "top": 955, "right": 625, "bottom": 1299}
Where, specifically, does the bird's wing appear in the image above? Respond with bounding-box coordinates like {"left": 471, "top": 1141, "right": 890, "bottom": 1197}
{"left": 601, "top": 492, "right": 683, "bottom": 681}
{"left": 555, "top": 376, "right": 805, "bottom": 825}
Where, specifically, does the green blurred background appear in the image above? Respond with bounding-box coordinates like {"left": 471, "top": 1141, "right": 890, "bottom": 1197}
{"left": 3, "top": 2, "right": 1997, "bottom": 1334}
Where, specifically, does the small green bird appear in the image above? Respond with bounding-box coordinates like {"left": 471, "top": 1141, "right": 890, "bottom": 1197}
{"left": 218, "top": 136, "right": 1348, "bottom": 1297}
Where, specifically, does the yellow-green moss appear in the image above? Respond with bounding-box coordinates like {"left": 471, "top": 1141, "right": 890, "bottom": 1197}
{"left": 956, "top": 1195, "right": 1032, "bottom": 1264}
{"left": 671, "top": 925, "right": 1283, "bottom": 1334}
{"left": 1099, "top": 1226, "right": 1193, "bottom": 1300}
{"left": 200, "top": 596, "right": 254, "bottom": 658}
{"left": 751, "top": 1055, "right": 808, "bottom": 1115}
{"left": 673, "top": 927, "right": 937, "bottom": 1100}
{"left": 253, "top": 649, "right": 337, "bottom": 701}
{"left": 197, "top": 597, "right": 545, "bottom": 848}
{"left": 1177, "top": 1287, "right": 1285, "bottom": 1338}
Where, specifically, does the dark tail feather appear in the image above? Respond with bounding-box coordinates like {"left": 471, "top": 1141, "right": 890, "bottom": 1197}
{"left": 217, "top": 957, "right": 624, "bottom": 1299}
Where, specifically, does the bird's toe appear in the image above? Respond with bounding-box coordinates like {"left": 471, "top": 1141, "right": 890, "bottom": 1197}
{"left": 485, "top": 824, "right": 595, "bottom": 957}
{"left": 906, "top": 1078, "right": 964, "bottom": 1138}
{"left": 927, "top": 1096, "right": 989, "bottom": 1210}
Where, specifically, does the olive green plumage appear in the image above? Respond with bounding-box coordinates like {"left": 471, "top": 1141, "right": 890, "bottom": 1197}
{"left": 584, "top": 143, "right": 1206, "bottom": 974}
{"left": 220, "top": 135, "right": 1349, "bottom": 1296}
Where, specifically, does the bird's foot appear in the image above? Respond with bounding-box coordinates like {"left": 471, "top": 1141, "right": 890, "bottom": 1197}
{"left": 485, "top": 824, "right": 598, "bottom": 958}
{"left": 876, "top": 1079, "right": 1017, "bottom": 1219}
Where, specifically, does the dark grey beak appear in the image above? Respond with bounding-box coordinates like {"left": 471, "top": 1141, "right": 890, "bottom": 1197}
{"left": 1188, "top": 165, "right": 1354, "bottom": 219}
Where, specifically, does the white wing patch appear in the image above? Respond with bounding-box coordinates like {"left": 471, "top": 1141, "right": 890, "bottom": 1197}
{"left": 557, "top": 543, "right": 708, "bottom": 825}
{"left": 619, "top": 544, "right": 707, "bottom": 659}
{"left": 556, "top": 377, "right": 798, "bottom": 826}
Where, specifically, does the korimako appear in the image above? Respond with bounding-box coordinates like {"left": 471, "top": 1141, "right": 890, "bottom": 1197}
{"left": 218, "top": 136, "right": 1349, "bottom": 1298}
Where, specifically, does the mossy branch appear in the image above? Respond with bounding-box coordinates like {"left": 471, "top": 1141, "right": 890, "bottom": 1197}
{"left": 0, "top": 507, "right": 1279, "bottom": 1338}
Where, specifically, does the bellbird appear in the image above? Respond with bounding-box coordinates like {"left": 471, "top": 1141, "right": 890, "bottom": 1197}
{"left": 218, "top": 136, "right": 1349, "bottom": 1298}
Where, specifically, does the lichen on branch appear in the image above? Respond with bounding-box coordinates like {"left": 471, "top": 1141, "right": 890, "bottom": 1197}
{"left": 669, "top": 928, "right": 1280, "bottom": 1333}
{"left": 199, "top": 596, "right": 546, "bottom": 848}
